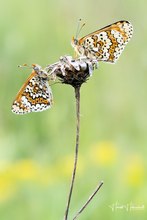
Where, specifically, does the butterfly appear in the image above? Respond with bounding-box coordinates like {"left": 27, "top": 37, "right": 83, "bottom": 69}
{"left": 11, "top": 64, "right": 53, "bottom": 114}
{"left": 71, "top": 20, "right": 133, "bottom": 63}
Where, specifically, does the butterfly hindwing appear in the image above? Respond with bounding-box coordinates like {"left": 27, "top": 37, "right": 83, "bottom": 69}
{"left": 12, "top": 68, "right": 53, "bottom": 114}
{"left": 72, "top": 20, "right": 133, "bottom": 63}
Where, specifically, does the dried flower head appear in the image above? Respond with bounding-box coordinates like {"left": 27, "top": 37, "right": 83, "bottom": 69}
{"left": 46, "top": 56, "right": 98, "bottom": 88}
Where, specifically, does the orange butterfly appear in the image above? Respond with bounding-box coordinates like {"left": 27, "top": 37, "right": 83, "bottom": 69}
{"left": 11, "top": 64, "right": 53, "bottom": 114}
{"left": 71, "top": 20, "right": 133, "bottom": 63}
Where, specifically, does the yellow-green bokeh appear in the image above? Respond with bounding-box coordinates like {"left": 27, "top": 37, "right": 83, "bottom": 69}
{"left": 0, "top": 0, "right": 147, "bottom": 219}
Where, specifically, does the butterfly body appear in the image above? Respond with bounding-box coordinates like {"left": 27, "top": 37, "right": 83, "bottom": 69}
{"left": 71, "top": 20, "right": 133, "bottom": 63}
{"left": 12, "top": 64, "right": 53, "bottom": 114}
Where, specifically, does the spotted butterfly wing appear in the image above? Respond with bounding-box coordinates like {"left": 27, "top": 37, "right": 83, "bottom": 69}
{"left": 71, "top": 20, "right": 133, "bottom": 63}
{"left": 12, "top": 66, "right": 53, "bottom": 114}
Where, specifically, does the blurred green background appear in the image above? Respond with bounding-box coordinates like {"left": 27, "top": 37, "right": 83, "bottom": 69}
{"left": 0, "top": 0, "right": 147, "bottom": 219}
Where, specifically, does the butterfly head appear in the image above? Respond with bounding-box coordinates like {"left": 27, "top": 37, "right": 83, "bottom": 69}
{"left": 71, "top": 19, "right": 86, "bottom": 56}
{"left": 71, "top": 36, "right": 86, "bottom": 57}
{"left": 71, "top": 37, "right": 82, "bottom": 57}
{"left": 32, "top": 64, "right": 41, "bottom": 71}
{"left": 71, "top": 36, "right": 79, "bottom": 49}
{"left": 32, "top": 64, "right": 48, "bottom": 79}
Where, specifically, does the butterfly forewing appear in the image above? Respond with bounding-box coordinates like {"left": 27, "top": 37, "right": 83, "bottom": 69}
{"left": 73, "top": 20, "right": 133, "bottom": 63}
{"left": 12, "top": 69, "right": 53, "bottom": 114}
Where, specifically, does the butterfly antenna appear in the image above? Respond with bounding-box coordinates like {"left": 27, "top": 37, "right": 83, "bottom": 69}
{"left": 18, "top": 64, "right": 32, "bottom": 69}
{"left": 75, "top": 19, "right": 85, "bottom": 39}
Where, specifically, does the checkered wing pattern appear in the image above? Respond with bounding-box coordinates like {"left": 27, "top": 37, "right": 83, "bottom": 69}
{"left": 72, "top": 20, "right": 133, "bottom": 63}
{"left": 12, "top": 69, "right": 53, "bottom": 114}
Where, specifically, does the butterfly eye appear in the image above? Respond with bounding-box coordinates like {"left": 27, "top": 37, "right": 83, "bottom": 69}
{"left": 33, "top": 64, "right": 41, "bottom": 72}
{"left": 74, "top": 38, "right": 79, "bottom": 45}
{"left": 33, "top": 66, "right": 38, "bottom": 71}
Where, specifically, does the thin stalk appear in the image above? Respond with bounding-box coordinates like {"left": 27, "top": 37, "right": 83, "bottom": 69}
{"left": 64, "top": 86, "right": 81, "bottom": 220}
{"left": 73, "top": 181, "right": 104, "bottom": 220}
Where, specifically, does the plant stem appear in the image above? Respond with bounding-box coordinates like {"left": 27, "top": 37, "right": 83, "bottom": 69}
{"left": 64, "top": 86, "right": 81, "bottom": 220}
{"left": 73, "top": 181, "right": 104, "bottom": 220}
